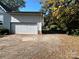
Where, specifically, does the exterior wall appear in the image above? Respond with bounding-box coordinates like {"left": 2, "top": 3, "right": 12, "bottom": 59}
{"left": 3, "top": 13, "right": 11, "bottom": 30}
{"left": 0, "top": 14, "right": 4, "bottom": 22}
{"left": 0, "top": 5, "right": 44, "bottom": 34}
{"left": 11, "top": 15, "right": 43, "bottom": 22}
{"left": 0, "top": 5, "right": 11, "bottom": 31}
{"left": 11, "top": 15, "right": 44, "bottom": 33}
{"left": 0, "top": 6, "right": 5, "bottom": 22}
{"left": 38, "top": 22, "right": 42, "bottom": 33}
{"left": 2, "top": 13, "right": 44, "bottom": 34}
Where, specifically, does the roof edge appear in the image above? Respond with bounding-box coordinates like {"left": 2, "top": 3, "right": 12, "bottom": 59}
{"left": 8, "top": 12, "right": 43, "bottom": 16}
{"left": 0, "top": 2, "right": 12, "bottom": 12}
{"left": 7, "top": 12, "right": 43, "bottom": 13}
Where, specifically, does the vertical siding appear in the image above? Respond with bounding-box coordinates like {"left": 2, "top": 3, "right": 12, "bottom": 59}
{"left": 0, "top": 6, "right": 5, "bottom": 25}
{"left": 3, "top": 13, "right": 11, "bottom": 30}
{"left": 0, "top": 6, "right": 11, "bottom": 30}
{"left": 0, "top": 14, "right": 3, "bottom": 22}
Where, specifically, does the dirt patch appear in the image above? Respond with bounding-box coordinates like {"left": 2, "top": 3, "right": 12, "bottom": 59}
{"left": 0, "top": 34, "right": 79, "bottom": 59}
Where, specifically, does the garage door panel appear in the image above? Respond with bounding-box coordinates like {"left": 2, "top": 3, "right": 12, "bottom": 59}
{"left": 11, "top": 23, "right": 38, "bottom": 34}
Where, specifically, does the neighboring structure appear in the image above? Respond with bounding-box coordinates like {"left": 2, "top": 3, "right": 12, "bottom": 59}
{"left": 0, "top": 2, "right": 44, "bottom": 34}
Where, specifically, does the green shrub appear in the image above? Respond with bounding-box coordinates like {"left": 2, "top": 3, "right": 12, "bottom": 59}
{"left": 0, "top": 28, "right": 9, "bottom": 35}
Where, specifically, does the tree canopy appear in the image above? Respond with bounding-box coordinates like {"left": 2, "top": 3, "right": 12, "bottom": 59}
{"left": 42, "top": 0, "right": 79, "bottom": 35}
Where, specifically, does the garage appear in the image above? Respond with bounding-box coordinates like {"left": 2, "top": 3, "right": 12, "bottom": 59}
{"left": 3, "top": 12, "right": 43, "bottom": 34}
{"left": 11, "top": 23, "right": 38, "bottom": 34}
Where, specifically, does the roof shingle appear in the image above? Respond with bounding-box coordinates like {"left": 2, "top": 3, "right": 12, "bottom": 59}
{"left": 0, "top": 1, "right": 12, "bottom": 12}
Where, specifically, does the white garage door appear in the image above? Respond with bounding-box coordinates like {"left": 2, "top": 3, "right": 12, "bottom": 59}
{"left": 11, "top": 23, "right": 38, "bottom": 34}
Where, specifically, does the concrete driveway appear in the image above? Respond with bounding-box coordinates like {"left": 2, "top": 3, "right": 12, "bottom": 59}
{"left": 0, "top": 34, "right": 79, "bottom": 59}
